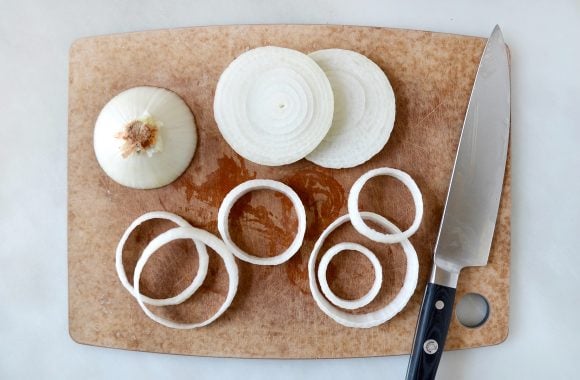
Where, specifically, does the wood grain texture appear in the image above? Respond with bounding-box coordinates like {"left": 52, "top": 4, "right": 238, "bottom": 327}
{"left": 67, "top": 24, "right": 511, "bottom": 358}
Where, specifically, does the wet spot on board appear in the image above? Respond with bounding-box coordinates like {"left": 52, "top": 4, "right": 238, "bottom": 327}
{"left": 283, "top": 169, "right": 345, "bottom": 239}
{"left": 172, "top": 154, "right": 256, "bottom": 208}
{"left": 282, "top": 169, "right": 345, "bottom": 292}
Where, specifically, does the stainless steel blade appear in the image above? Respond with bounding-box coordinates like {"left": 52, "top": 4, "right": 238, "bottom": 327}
{"left": 431, "top": 25, "right": 510, "bottom": 286}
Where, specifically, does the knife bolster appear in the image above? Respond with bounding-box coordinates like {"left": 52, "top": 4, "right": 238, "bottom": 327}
{"left": 430, "top": 264, "right": 459, "bottom": 288}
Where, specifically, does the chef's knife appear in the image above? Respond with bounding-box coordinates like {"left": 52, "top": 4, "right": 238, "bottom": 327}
{"left": 406, "top": 25, "right": 510, "bottom": 380}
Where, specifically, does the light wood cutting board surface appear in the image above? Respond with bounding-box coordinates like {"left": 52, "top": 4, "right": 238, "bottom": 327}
{"left": 68, "top": 24, "right": 510, "bottom": 358}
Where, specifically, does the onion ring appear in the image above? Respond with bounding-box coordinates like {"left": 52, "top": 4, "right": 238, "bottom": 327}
{"left": 115, "top": 211, "right": 209, "bottom": 306}
{"left": 308, "top": 212, "right": 419, "bottom": 328}
{"left": 217, "top": 179, "right": 306, "bottom": 265}
{"left": 348, "top": 167, "right": 423, "bottom": 244}
{"left": 317, "top": 242, "right": 383, "bottom": 310}
{"left": 133, "top": 226, "right": 239, "bottom": 329}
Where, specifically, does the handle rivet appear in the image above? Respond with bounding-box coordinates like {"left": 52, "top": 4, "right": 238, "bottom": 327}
{"left": 435, "top": 300, "right": 445, "bottom": 310}
{"left": 423, "top": 339, "right": 439, "bottom": 354}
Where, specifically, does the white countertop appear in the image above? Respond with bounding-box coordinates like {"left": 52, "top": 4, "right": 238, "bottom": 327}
{"left": 1, "top": 0, "right": 579, "bottom": 378}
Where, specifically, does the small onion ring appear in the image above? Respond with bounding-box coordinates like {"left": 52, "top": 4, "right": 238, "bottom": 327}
{"left": 133, "top": 226, "right": 239, "bottom": 329}
{"left": 348, "top": 167, "right": 423, "bottom": 244}
{"left": 217, "top": 179, "right": 306, "bottom": 266}
{"left": 317, "top": 242, "right": 383, "bottom": 310}
{"left": 309, "top": 212, "right": 419, "bottom": 328}
{"left": 115, "top": 211, "right": 209, "bottom": 307}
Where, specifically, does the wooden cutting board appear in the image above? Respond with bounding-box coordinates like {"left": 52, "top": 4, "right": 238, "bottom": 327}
{"left": 68, "top": 24, "right": 510, "bottom": 358}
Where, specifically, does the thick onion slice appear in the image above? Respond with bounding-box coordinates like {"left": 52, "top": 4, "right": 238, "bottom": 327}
{"left": 308, "top": 212, "right": 419, "bottom": 328}
{"left": 134, "top": 226, "right": 239, "bottom": 329}
{"left": 218, "top": 179, "right": 306, "bottom": 266}
{"left": 213, "top": 46, "right": 334, "bottom": 166}
{"left": 115, "top": 211, "right": 209, "bottom": 307}
{"left": 317, "top": 242, "right": 382, "bottom": 310}
{"left": 306, "top": 49, "right": 396, "bottom": 169}
{"left": 348, "top": 167, "right": 423, "bottom": 244}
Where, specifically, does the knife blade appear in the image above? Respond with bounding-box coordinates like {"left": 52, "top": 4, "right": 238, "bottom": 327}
{"left": 406, "top": 25, "right": 510, "bottom": 380}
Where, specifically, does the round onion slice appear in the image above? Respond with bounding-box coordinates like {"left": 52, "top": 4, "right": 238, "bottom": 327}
{"left": 306, "top": 49, "right": 396, "bottom": 169}
{"left": 348, "top": 167, "right": 423, "bottom": 244}
{"left": 134, "top": 226, "right": 239, "bottom": 329}
{"left": 213, "top": 46, "right": 334, "bottom": 166}
{"left": 317, "top": 242, "right": 383, "bottom": 310}
{"left": 308, "top": 212, "right": 419, "bottom": 328}
{"left": 115, "top": 211, "right": 209, "bottom": 307}
{"left": 218, "top": 179, "right": 306, "bottom": 266}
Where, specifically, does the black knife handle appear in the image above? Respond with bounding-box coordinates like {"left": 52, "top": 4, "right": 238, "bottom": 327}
{"left": 406, "top": 283, "right": 457, "bottom": 380}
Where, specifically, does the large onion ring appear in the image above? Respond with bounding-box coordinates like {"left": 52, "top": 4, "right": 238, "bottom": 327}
{"left": 213, "top": 46, "right": 334, "bottom": 166}
{"left": 133, "top": 226, "right": 239, "bottom": 329}
{"left": 308, "top": 212, "right": 419, "bottom": 328}
{"left": 115, "top": 211, "right": 209, "bottom": 307}
{"left": 306, "top": 49, "right": 396, "bottom": 168}
{"left": 317, "top": 242, "right": 383, "bottom": 310}
{"left": 218, "top": 179, "right": 306, "bottom": 266}
{"left": 348, "top": 167, "right": 423, "bottom": 244}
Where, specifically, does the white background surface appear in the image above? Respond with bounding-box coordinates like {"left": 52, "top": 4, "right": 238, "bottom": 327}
{"left": 1, "top": 0, "right": 579, "bottom": 379}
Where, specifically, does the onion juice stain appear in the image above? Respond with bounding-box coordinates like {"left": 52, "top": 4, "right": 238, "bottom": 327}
{"left": 283, "top": 169, "right": 345, "bottom": 293}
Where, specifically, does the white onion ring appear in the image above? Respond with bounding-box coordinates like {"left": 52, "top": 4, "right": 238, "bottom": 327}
{"left": 317, "top": 242, "right": 383, "bottom": 310}
{"left": 218, "top": 179, "right": 306, "bottom": 266}
{"left": 308, "top": 212, "right": 419, "bottom": 328}
{"left": 213, "top": 46, "right": 334, "bottom": 166}
{"left": 306, "top": 49, "right": 396, "bottom": 168}
{"left": 348, "top": 167, "right": 423, "bottom": 244}
{"left": 133, "top": 226, "right": 239, "bottom": 329}
{"left": 115, "top": 211, "right": 209, "bottom": 307}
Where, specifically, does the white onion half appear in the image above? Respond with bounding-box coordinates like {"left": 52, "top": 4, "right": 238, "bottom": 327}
{"left": 317, "top": 242, "right": 383, "bottom": 310}
{"left": 308, "top": 212, "right": 419, "bottom": 328}
{"left": 348, "top": 167, "right": 423, "bottom": 244}
{"left": 94, "top": 86, "right": 197, "bottom": 189}
{"left": 217, "top": 179, "right": 306, "bottom": 266}
{"left": 306, "top": 49, "right": 396, "bottom": 169}
{"left": 213, "top": 46, "right": 334, "bottom": 166}
{"left": 134, "top": 226, "right": 239, "bottom": 329}
{"left": 115, "top": 211, "right": 209, "bottom": 307}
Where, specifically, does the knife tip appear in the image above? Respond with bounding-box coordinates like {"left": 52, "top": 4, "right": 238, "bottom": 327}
{"left": 491, "top": 24, "right": 504, "bottom": 43}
